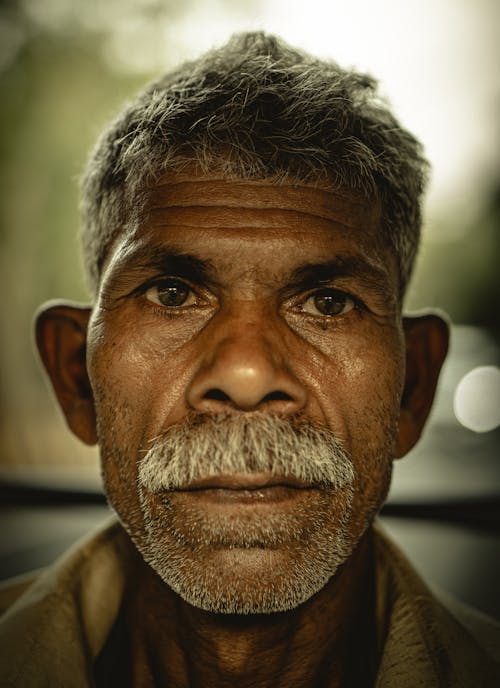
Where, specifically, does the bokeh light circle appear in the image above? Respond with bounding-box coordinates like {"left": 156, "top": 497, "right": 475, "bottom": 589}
{"left": 453, "top": 366, "right": 500, "bottom": 433}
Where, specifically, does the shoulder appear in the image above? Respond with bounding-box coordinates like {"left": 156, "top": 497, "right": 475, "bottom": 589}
{"left": 373, "top": 522, "right": 500, "bottom": 686}
{"left": 0, "top": 569, "right": 41, "bottom": 617}
{"left": 0, "top": 516, "right": 128, "bottom": 617}
{"left": 435, "top": 587, "right": 500, "bottom": 661}
{"left": 0, "top": 517, "right": 131, "bottom": 688}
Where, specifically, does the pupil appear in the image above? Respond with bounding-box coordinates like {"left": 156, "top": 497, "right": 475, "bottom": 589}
{"left": 157, "top": 281, "right": 188, "bottom": 306}
{"left": 314, "top": 291, "right": 345, "bottom": 315}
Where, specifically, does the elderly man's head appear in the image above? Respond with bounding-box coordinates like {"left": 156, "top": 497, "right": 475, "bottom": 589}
{"left": 36, "top": 32, "right": 448, "bottom": 616}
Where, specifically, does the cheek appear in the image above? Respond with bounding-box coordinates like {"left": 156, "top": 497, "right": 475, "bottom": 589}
{"left": 86, "top": 311, "right": 212, "bottom": 527}
{"left": 345, "top": 343, "right": 404, "bottom": 426}
{"left": 86, "top": 311, "right": 198, "bottom": 439}
{"left": 337, "top": 337, "right": 404, "bottom": 528}
{"left": 297, "top": 324, "right": 405, "bottom": 448}
{"left": 84, "top": 315, "right": 169, "bottom": 518}
{"left": 305, "top": 332, "right": 404, "bottom": 538}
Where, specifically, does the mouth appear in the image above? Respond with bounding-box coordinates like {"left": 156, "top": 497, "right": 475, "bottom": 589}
{"left": 177, "top": 472, "right": 315, "bottom": 491}
{"left": 169, "top": 473, "right": 318, "bottom": 505}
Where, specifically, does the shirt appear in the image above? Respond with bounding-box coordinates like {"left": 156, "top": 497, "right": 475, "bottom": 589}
{"left": 0, "top": 518, "right": 499, "bottom": 687}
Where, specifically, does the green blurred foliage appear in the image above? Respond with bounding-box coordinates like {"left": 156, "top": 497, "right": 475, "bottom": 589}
{"left": 0, "top": 5, "right": 150, "bottom": 466}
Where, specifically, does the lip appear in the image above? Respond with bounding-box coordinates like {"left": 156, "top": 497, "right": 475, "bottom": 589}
{"left": 167, "top": 473, "right": 318, "bottom": 506}
{"left": 175, "top": 472, "right": 314, "bottom": 491}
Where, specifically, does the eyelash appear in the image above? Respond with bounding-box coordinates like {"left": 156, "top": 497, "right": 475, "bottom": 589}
{"left": 132, "top": 277, "right": 364, "bottom": 322}
{"left": 131, "top": 278, "right": 203, "bottom": 316}
{"left": 296, "top": 288, "right": 364, "bottom": 319}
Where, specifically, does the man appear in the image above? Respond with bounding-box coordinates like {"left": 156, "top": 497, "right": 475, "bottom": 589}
{"left": 1, "top": 31, "right": 498, "bottom": 687}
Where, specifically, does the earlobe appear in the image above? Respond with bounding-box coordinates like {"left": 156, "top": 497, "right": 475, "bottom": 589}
{"left": 35, "top": 301, "right": 97, "bottom": 445}
{"left": 394, "top": 312, "right": 449, "bottom": 458}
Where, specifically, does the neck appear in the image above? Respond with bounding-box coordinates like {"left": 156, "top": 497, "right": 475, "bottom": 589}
{"left": 122, "top": 529, "right": 376, "bottom": 688}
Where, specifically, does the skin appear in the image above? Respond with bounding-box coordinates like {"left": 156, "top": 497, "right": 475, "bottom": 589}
{"left": 36, "top": 175, "right": 449, "bottom": 687}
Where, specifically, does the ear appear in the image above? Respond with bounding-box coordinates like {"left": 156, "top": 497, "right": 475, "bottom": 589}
{"left": 394, "top": 312, "right": 449, "bottom": 458}
{"left": 35, "top": 301, "right": 97, "bottom": 445}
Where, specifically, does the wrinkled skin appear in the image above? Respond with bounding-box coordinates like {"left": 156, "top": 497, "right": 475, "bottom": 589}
{"left": 37, "top": 175, "right": 449, "bottom": 687}
{"left": 90, "top": 178, "right": 403, "bottom": 612}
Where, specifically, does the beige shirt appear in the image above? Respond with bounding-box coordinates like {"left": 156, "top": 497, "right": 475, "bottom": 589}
{"left": 0, "top": 518, "right": 499, "bottom": 687}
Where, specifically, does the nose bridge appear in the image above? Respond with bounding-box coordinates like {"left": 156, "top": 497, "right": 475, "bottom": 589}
{"left": 187, "top": 300, "right": 306, "bottom": 413}
{"left": 213, "top": 319, "right": 278, "bottom": 383}
{"left": 219, "top": 301, "right": 279, "bottom": 362}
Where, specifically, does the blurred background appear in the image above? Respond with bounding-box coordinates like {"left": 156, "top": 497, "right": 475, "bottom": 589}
{"left": 0, "top": 0, "right": 499, "bottom": 617}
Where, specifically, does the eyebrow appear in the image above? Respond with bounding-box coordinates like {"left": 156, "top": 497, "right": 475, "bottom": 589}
{"left": 108, "top": 242, "right": 395, "bottom": 306}
{"left": 110, "top": 244, "right": 220, "bottom": 289}
{"left": 288, "top": 255, "right": 391, "bottom": 296}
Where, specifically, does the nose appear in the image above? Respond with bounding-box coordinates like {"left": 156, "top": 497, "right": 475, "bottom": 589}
{"left": 187, "top": 310, "right": 307, "bottom": 414}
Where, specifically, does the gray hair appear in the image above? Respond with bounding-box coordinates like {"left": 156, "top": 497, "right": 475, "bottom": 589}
{"left": 80, "top": 31, "right": 429, "bottom": 296}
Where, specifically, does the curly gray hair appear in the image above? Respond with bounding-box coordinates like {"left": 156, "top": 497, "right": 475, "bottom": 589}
{"left": 80, "top": 31, "right": 429, "bottom": 296}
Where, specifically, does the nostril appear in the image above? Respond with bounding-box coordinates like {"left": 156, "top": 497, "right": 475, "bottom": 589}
{"left": 204, "top": 388, "right": 232, "bottom": 402}
{"left": 202, "top": 388, "right": 292, "bottom": 406}
{"left": 262, "top": 391, "right": 293, "bottom": 403}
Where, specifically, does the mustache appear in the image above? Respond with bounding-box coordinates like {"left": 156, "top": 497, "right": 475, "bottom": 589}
{"left": 138, "top": 413, "right": 354, "bottom": 492}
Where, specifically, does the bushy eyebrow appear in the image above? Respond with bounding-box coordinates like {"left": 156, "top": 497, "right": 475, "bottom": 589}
{"left": 287, "top": 256, "right": 392, "bottom": 297}
{"left": 109, "top": 243, "right": 220, "bottom": 290}
{"left": 107, "top": 242, "right": 396, "bottom": 308}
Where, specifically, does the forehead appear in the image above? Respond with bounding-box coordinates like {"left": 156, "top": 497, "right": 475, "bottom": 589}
{"left": 103, "top": 174, "right": 396, "bottom": 291}
{"left": 148, "top": 174, "right": 377, "bottom": 222}
{"left": 145, "top": 175, "right": 381, "bottom": 240}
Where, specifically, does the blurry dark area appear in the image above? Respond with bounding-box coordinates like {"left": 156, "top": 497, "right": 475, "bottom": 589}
{"left": 0, "top": 0, "right": 499, "bottom": 621}
{"left": 407, "top": 186, "right": 500, "bottom": 332}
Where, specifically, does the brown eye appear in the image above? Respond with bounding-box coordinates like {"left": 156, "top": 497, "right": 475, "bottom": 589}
{"left": 302, "top": 289, "right": 355, "bottom": 316}
{"left": 145, "top": 279, "right": 194, "bottom": 307}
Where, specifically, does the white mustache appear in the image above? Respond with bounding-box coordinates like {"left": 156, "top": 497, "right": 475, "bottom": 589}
{"left": 138, "top": 413, "right": 354, "bottom": 492}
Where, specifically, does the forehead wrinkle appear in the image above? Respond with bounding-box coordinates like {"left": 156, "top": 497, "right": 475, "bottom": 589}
{"left": 148, "top": 205, "right": 371, "bottom": 233}
{"left": 100, "top": 191, "right": 395, "bottom": 301}
{"left": 109, "top": 180, "right": 385, "bottom": 280}
{"left": 149, "top": 177, "right": 375, "bottom": 218}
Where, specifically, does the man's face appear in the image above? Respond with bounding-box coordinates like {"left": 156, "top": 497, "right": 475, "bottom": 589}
{"left": 86, "top": 176, "right": 406, "bottom": 613}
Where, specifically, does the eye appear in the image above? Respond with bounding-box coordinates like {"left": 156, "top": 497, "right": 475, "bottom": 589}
{"left": 301, "top": 288, "right": 356, "bottom": 316}
{"left": 145, "top": 279, "right": 197, "bottom": 308}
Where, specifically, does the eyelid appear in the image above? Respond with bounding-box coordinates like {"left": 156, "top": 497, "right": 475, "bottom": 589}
{"left": 307, "top": 288, "right": 354, "bottom": 313}
{"left": 148, "top": 282, "right": 196, "bottom": 308}
{"left": 293, "top": 285, "right": 364, "bottom": 308}
{"left": 131, "top": 275, "right": 200, "bottom": 299}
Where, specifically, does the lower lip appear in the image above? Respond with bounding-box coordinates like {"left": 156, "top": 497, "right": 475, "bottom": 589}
{"left": 170, "top": 485, "right": 315, "bottom": 505}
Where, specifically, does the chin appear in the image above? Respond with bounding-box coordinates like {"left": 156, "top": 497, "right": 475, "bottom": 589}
{"left": 136, "top": 525, "right": 355, "bottom": 615}
{"left": 117, "top": 479, "right": 378, "bottom": 614}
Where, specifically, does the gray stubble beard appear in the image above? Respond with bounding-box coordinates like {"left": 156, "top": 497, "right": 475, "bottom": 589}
{"left": 132, "top": 413, "right": 359, "bottom": 614}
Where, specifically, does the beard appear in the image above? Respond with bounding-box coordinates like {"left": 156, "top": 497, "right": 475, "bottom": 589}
{"left": 130, "top": 413, "right": 359, "bottom": 614}
{"left": 99, "top": 410, "right": 392, "bottom": 615}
